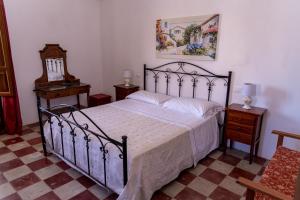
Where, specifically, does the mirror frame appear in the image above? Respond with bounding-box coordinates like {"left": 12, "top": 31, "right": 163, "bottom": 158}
{"left": 35, "top": 44, "right": 79, "bottom": 88}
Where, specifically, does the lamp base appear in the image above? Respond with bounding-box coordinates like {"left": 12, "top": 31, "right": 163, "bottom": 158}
{"left": 242, "top": 96, "right": 252, "bottom": 110}
{"left": 242, "top": 104, "right": 252, "bottom": 110}
{"left": 124, "top": 78, "right": 130, "bottom": 87}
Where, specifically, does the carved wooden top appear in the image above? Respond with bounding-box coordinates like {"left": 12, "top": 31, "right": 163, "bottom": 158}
{"left": 35, "top": 44, "right": 79, "bottom": 88}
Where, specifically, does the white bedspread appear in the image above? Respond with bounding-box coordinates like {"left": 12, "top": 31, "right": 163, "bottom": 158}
{"left": 44, "top": 99, "right": 219, "bottom": 200}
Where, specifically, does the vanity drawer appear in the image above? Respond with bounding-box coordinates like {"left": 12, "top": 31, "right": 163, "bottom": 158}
{"left": 76, "top": 87, "right": 90, "bottom": 94}
{"left": 239, "top": 133, "right": 252, "bottom": 145}
{"left": 46, "top": 87, "right": 89, "bottom": 98}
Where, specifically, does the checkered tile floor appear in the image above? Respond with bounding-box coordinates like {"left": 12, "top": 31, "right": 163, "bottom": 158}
{"left": 0, "top": 124, "right": 268, "bottom": 200}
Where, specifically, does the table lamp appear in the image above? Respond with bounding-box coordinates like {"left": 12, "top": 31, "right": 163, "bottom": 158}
{"left": 123, "top": 70, "right": 132, "bottom": 87}
{"left": 242, "top": 83, "right": 256, "bottom": 109}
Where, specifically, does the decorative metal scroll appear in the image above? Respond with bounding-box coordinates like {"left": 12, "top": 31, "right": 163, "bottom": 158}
{"left": 144, "top": 61, "right": 232, "bottom": 105}
{"left": 38, "top": 104, "right": 128, "bottom": 190}
{"left": 144, "top": 62, "right": 232, "bottom": 149}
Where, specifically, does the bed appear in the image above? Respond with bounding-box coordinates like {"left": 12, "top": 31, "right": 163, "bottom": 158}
{"left": 36, "top": 62, "right": 232, "bottom": 200}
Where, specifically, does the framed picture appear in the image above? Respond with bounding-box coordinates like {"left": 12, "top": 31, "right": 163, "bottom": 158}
{"left": 156, "top": 14, "right": 219, "bottom": 61}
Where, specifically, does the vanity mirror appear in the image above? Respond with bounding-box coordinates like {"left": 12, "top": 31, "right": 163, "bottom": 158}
{"left": 45, "top": 58, "right": 64, "bottom": 81}
{"left": 35, "top": 44, "right": 78, "bottom": 87}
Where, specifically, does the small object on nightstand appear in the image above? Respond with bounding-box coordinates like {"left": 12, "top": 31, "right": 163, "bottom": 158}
{"left": 89, "top": 94, "right": 111, "bottom": 107}
{"left": 114, "top": 84, "right": 139, "bottom": 101}
{"left": 123, "top": 70, "right": 132, "bottom": 87}
{"left": 242, "top": 83, "right": 256, "bottom": 109}
{"left": 224, "top": 103, "right": 267, "bottom": 164}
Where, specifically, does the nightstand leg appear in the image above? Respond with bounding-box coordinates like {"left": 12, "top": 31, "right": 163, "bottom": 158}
{"left": 255, "top": 142, "right": 259, "bottom": 157}
{"left": 223, "top": 136, "right": 227, "bottom": 154}
{"left": 255, "top": 116, "right": 264, "bottom": 157}
{"left": 47, "top": 100, "right": 50, "bottom": 110}
{"left": 87, "top": 91, "right": 90, "bottom": 107}
{"left": 229, "top": 140, "right": 233, "bottom": 149}
{"left": 249, "top": 145, "right": 254, "bottom": 164}
{"left": 77, "top": 94, "right": 80, "bottom": 109}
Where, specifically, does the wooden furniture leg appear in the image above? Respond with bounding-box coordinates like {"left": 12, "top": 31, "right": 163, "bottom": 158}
{"left": 255, "top": 141, "right": 260, "bottom": 157}
{"left": 249, "top": 143, "right": 254, "bottom": 164}
{"left": 47, "top": 99, "right": 50, "bottom": 110}
{"left": 77, "top": 94, "right": 80, "bottom": 109}
{"left": 87, "top": 91, "right": 90, "bottom": 108}
{"left": 255, "top": 116, "right": 264, "bottom": 157}
{"left": 245, "top": 188, "right": 255, "bottom": 200}
{"left": 223, "top": 128, "right": 227, "bottom": 154}
{"left": 36, "top": 96, "right": 48, "bottom": 157}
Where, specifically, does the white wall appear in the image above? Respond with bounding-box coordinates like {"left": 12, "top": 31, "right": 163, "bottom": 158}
{"left": 100, "top": 0, "right": 300, "bottom": 159}
{"left": 4, "top": 0, "right": 103, "bottom": 125}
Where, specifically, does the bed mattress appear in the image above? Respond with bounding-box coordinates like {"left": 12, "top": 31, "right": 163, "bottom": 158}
{"left": 44, "top": 99, "right": 219, "bottom": 200}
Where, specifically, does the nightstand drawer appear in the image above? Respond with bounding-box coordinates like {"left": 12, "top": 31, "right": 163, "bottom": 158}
{"left": 228, "top": 111, "right": 257, "bottom": 126}
{"left": 226, "top": 129, "right": 252, "bottom": 145}
{"left": 238, "top": 133, "right": 252, "bottom": 145}
{"left": 227, "top": 122, "right": 254, "bottom": 135}
{"left": 226, "top": 130, "right": 240, "bottom": 141}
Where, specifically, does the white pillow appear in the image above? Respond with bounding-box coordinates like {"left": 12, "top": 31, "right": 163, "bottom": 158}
{"left": 162, "top": 97, "right": 223, "bottom": 117}
{"left": 126, "top": 90, "right": 172, "bottom": 105}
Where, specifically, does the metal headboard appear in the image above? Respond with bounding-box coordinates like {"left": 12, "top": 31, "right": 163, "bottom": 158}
{"left": 144, "top": 61, "right": 232, "bottom": 149}
{"left": 143, "top": 61, "right": 232, "bottom": 108}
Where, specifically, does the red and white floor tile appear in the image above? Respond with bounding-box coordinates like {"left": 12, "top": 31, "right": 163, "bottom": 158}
{"left": 0, "top": 125, "right": 267, "bottom": 200}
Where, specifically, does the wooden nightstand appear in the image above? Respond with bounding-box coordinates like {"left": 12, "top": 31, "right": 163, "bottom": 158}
{"left": 114, "top": 84, "right": 139, "bottom": 101}
{"left": 225, "top": 103, "right": 267, "bottom": 164}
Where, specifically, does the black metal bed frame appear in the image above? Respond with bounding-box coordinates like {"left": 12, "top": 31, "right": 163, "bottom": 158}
{"left": 36, "top": 102, "right": 128, "bottom": 189}
{"left": 36, "top": 61, "right": 232, "bottom": 192}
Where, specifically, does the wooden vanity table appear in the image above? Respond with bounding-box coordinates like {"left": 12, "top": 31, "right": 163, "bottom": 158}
{"left": 34, "top": 82, "right": 90, "bottom": 110}
{"left": 34, "top": 44, "right": 90, "bottom": 112}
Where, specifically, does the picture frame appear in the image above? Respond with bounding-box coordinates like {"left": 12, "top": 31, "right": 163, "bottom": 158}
{"left": 156, "top": 14, "right": 220, "bottom": 61}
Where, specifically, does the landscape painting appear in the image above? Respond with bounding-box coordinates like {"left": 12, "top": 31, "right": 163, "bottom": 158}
{"left": 156, "top": 14, "right": 219, "bottom": 60}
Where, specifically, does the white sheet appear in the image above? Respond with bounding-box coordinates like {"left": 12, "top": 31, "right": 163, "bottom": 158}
{"left": 111, "top": 99, "right": 219, "bottom": 166}
{"left": 44, "top": 99, "right": 219, "bottom": 200}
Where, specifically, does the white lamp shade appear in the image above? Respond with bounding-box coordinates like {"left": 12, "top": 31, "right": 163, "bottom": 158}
{"left": 123, "top": 70, "right": 132, "bottom": 78}
{"left": 242, "top": 83, "right": 256, "bottom": 96}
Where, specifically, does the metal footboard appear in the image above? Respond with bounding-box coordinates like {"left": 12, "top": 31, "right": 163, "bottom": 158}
{"left": 36, "top": 98, "right": 128, "bottom": 190}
